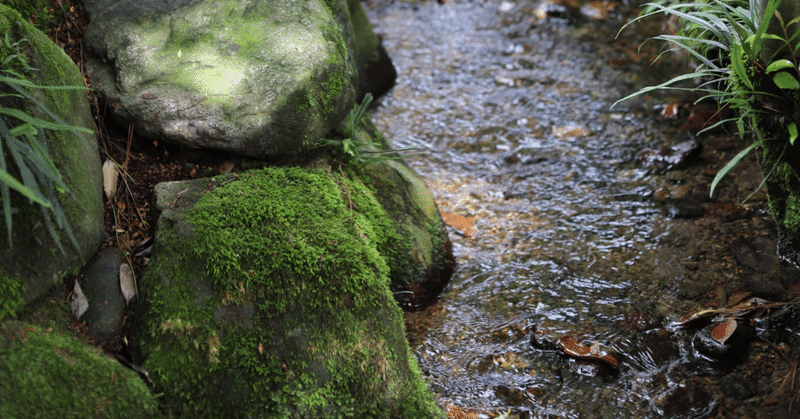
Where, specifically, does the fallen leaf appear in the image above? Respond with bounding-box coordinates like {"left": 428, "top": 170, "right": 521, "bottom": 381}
{"left": 711, "top": 318, "right": 738, "bottom": 345}
{"left": 70, "top": 280, "right": 88, "bottom": 319}
{"left": 119, "top": 263, "right": 137, "bottom": 304}
{"left": 559, "top": 335, "right": 619, "bottom": 368}
{"left": 442, "top": 212, "right": 474, "bottom": 239}
{"left": 102, "top": 159, "right": 118, "bottom": 200}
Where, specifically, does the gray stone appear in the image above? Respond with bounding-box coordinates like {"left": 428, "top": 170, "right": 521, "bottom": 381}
{"left": 80, "top": 247, "right": 128, "bottom": 344}
{"left": 79, "top": 0, "right": 359, "bottom": 158}
{"left": 0, "top": 5, "right": 103, "bottom": 314}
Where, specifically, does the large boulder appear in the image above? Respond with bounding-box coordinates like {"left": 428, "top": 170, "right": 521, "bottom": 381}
{"left": 132, "top": 166, "right": 444, "bottom": 417}
{"left": 79, "top": 0, "right": 360, "bottom": 158}
{"left": 347, "top": 0, "right": 397, "bottom": 101}
{"left": 0, "top": 5, "right": 103, "bottom": 318}
{"left": 344, "top": 117, "right": 454, "bottom": 310}
{"left": 0, "top": 321, "right": 159, "bottom": 418}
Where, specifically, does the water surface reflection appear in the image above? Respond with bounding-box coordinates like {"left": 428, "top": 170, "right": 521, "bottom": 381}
{"left": 368, "top": 1, "right": 782, "bottom": 417}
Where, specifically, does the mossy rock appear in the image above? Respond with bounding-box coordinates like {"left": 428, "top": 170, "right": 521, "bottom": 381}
{"left": 340, "top": 116, "right": 454, "bottom": 310}
{"left": 0, "top": 321, "right": 159, "bottom": 418}
{"left": 80, "top": 0, "right": 358, "bottom": 158}
{"left": 0, "top": 5, "right": 103, "bottom": 319}
{"left": 134, "top": 166, "right": 444, "bottom": 418}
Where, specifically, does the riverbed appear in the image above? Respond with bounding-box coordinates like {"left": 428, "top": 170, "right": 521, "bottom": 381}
{"left": 366, "top": 0, "right": 800, "bottom": 417}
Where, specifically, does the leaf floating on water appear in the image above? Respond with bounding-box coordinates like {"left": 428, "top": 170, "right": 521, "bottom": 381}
{"left": 102, "top": 159, "right": 118, "bottom": 200}
{"left": 70, "top": 279, "right": 88, "bottom": 319}
{"left": 119, "top": 263, "right": 137, "bottom": 304}
{"left": 441, "top": 212, "right": 474, "bottom": 239}
{"left": 711, "top": 318, "right": 738, "bottom": 345}
{"left": 558, "top": 335, "right": 619, "bottom": 369}
{"left": 559, "top": 335, "right": 591, "bottom": 357}
{"left": 676, "top": 298, "right": 790, "bottom": 328}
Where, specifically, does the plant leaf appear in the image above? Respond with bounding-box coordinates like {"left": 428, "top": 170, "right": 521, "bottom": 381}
{"left": 788, "top": 122, "right": 798, "bottom": 146}
{"left": 71, "top": 279, "right": 89, "bottom": 319}
{"left": 103, "top": 159, "right": 118, "bottom": 200}
{"left": 731, "top": 43, "right": 754, "bottom": 90}
{"left": 710, "top": 139, "right": 764, "bottom": 197}
{"left": 772, "top": 71, "right": 800, "bottom": 89}
{"left": 711, "top": 318, "right": 738, "bottom": 344}
{"left": 765, "top": 58, "right": 796, "bottom": 73}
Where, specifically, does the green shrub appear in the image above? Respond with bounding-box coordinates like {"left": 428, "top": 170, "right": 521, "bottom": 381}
{"left": 615, "top": 0, "right": 800, "bottom": 198}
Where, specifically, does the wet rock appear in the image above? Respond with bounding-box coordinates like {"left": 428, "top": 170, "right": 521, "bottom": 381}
{"left": 79, "top": 247, "right": 128, "bottom": 344}
{"left": 537, "top": 1, "right": 580, "bottom": 25}
{"left": 663, "top": 196, "right": 705, "bottom": 219}
{"left": 637, "top": 139, "right": 703, "bottom": 173}
{"left": 529, "top": 324, "right": 562, "bottom": 352}
{"left": 762, "top": 301, "right": 800, "bottom": 345}
{"left": 618, "top": 329, "right": 679, "bottom": 371}
{"left": 348, "top": 0, "right": 397, "bottom": 102}
{"left": 692, "top": 320, "right": 755, "bottom": 362}
{"left": 563, "top": 357, "right": 619, "bottom": 381}
{"left": 654, "top": 378, "right": 717, "bottom": 418}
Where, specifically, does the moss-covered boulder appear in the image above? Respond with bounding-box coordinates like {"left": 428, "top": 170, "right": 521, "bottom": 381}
{"left": 344, "top": 117, "right": 454, "bottom": 310}
{"left": 0, "top": 320, "right": 158, "bottom": 418}
{"left": 134, "top": 166, "right": 444, "bottom": 417}
{"left": 79, "top": 0, "right": 359, "bottom": 158}
{"left": 0, "top": 5, "right": 103, "bottom": 318}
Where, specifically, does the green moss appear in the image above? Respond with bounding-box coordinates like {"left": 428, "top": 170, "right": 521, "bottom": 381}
{"left": 0, "top": 0, "right": 57, "bottom": 29}
{"left": 138, "top": 167, "right": 443, "bottom": 417}
{"left": 0, "top": 5, "right": 102, "bottom": 303}
{"left": 0, "top": 321, "right": 159, "bottom": 418}
{"left": 0, "top": 266, "right": 25, "bottom": 320}
{"left": 784, "top": 193, "right": 800, "bottom": 233}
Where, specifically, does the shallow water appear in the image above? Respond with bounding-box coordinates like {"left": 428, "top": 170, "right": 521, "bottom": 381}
{"left": 367, "top": 1, "right": 787, "bottom": 418}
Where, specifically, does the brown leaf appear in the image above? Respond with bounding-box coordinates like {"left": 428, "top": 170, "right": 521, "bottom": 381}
{"left": 442, "top": 212, "right": 474, "bottom": 239}
{"left": 711, "top": 319, "right": 737, "bottom": 345}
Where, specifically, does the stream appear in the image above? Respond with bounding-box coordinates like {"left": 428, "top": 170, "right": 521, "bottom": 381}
{"left": 366, "top": 0, "right": 799, "bottom": 418}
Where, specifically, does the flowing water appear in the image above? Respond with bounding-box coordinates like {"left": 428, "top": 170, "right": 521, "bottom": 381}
{"left": 366, "top": 1, "right": 798, "bottom": 418}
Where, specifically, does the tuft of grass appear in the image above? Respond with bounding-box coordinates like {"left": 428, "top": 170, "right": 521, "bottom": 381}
{"left": 615, "top": 0, "right": 800, "bottom": 198}
{"left": 320, "top": 93, "right": 421, "bottom": 166}
{"left": 0, "top": 36, "right": 93, "bottom": 253}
